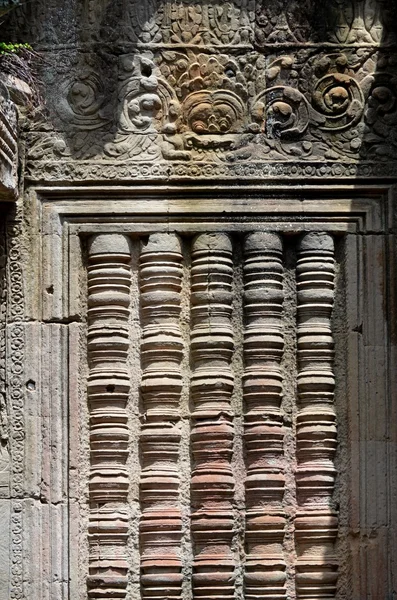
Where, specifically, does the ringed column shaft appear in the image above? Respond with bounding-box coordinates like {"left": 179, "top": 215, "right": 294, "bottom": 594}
{"left": 295, "top": 232, "right": 338, "bottom": 599}
{"left": 87, "top": 234, "right": 132, "bottom": 599}
{"left": 190, "top": 233, "right": 236, "bottom": 600}
{"left": 243, "top": 232, "right": 287, "bottom": 600}
{"left": 139, "top": 233, "right": 184, "bottom": 599}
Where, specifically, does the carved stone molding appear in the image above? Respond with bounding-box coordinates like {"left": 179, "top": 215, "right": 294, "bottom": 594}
{"left": 295, "top": 233, "right": 338, "bottom": 599}
{"left": 139, "top": 233, "right": 184, "bottom": 599}
{"left": 86, "top": 234, "right": 132, "bottom": 599}
{"left": 243, "top": 232, "right": 287, "bottom": 599}
{"left": 190, "top": 233, "right": 236, "bottom": 599}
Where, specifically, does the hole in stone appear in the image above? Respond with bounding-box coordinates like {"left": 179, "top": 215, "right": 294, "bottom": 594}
{"left": 106, "top": 385, "right": 115, "bottom": 393}
{"left": 225, "top": 67, "right": 236, "bottom": 78}
{"left": 26, "top": 380, "right": 36, "bottom": 391}
{"left": 141, "top": 63, "right": 152, "bottom": 77}
{"left": 46, "top": 285, "right": 54, "bottom": 295}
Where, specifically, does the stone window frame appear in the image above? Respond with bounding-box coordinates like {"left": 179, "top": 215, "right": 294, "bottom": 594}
{"left": 9, "top": 182, "right": 397, "bottom": 599}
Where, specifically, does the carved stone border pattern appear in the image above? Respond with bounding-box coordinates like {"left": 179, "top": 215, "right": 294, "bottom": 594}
{"left": 25, "top": 160, "right": 397, "bottom": 183}
{"left": 6, "top": 221, "right": 25, "bottom": 600}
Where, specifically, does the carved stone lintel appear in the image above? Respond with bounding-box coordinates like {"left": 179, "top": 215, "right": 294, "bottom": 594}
{"left": 87, "top": 234, "right": 132, "bottom": 599}
{"left": 243, "top": 232, "right": 287, "bottom": 599}
{"left": 295, "top": 232, "right": 338, "bottom": 599}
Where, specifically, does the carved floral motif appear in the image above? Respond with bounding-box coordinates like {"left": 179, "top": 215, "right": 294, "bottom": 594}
{"left": 127, "top": 0, "right": 254, "bottom": 46}
{"left": 25, "top": 39, "right": 397, "bottom": 166}
{"left": 55, "top": 55, "right": 112, "bottom": 130}
{"left": 255, "top": 0, "right": 316, "bottom": 45}
{"left": 323, "top": 0, "right": 394, "bottom": 45}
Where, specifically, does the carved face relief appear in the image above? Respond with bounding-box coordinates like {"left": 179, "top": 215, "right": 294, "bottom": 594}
{"left": 183, "top": 90, "right": 245, "bottom": 135}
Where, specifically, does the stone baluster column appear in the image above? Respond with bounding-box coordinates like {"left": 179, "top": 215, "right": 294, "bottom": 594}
{"left": 139, "top": 233, "right": 184, "bottom": 599}
{"left": 87, "top": 234, "right": 132, "bottom": 599}
{"left": 243, "top": 232, "right": 287, "bottom": 599}
{"left": 295, "top": 232, "right": 338, "bottom": 599}
{"left": 190, "top": 233, "right": 236, "bottom": 600}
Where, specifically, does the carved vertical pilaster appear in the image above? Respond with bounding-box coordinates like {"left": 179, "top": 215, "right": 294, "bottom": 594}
{"left": 295, "top": 233, "right": 338, "bottom": 599}
{"left": 243, "top": 232, "right": 287, "bottom": 599}
{"left": 190, "top": 233, "right": 236, "bottom": 599}
{"left": 139, "top": 233, "right": 184, "bottom": 599}
{"left": 87, "top": 234, "right": 131, "bottom": 599}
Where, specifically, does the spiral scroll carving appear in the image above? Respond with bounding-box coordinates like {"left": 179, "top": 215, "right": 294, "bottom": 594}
{"left": 190, "top": 233, "right": 236, "bottom": 600}
{"left": 243, "top": 232, "right": 287, "bottom": 600}
{"left": 87, "top": 234, "right": 132, "bottom": 600}
{"left": 312, "top": 73, "right": 364, "bottom": 131}
{"left": 295, "top": 232, "right": 338, "bottom": 599}
{"left": 253, "top": 86, "right": 310, "bottom": 140}
{"left": 139, "top": 233, "right": 184, "bottom": 599}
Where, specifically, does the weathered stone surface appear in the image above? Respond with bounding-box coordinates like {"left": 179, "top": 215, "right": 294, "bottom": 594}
{"left": 0, "top": 1, "right": 396, "bottom": 599}
{"left": 0, "top": 83, "right": 18, "bottom": 199}
{"left": 0, "top": 0, "right": 395, "bottom": 182}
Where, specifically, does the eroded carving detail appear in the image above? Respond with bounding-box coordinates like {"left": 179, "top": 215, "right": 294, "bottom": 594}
{"left": 87, "top": 234, "right": 132, "bottom": 599}
{"left": 127, "top": 0, "right": 254, "bottom": 47}
{"left": 0, "top": 222, "right": 9, "bottom": 498}
{"left": 243, "top": 232, "right": 287, "bottom": 599}
{"left": 295, "top": 233, "right": 338, "bottom": 599}
{"left": 7, "top": 221, "right": 25, "bottom": 600}
{"left": 139, "top": 233, "right": 184, "bottom": 599}
{"left": 190, "top": 233, "right": 236, "bottom": 599}
{"left": 323, "top": 0, "right": 393, "bottom": 45}
{"left": 0, "top": 84, "right": 18, "bottom": 197}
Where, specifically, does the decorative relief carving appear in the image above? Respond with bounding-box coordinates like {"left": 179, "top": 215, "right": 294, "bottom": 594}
{"left": 127, "top": 0, "right": 255, "bottom": 47}
{"left": 255, "top": 0, "right": 316, "bottom": 45}
{"left": 322, "top": 0, "right": 393, "bottom": 45}
{"left": 0, "top": 223, "right": 9, "bottom": 498}
{"left": 6, "top": 220, "right": 25, "bottom": 600}
{"left": 190, "top": 233, "right": 236, "bottom": 599}
{"left": 8, "top": 0, "right": 397, "bottom": 178}
{"left": 25, "top": 157, "right": 397, "bottom": 183}
{"left": 28, "top": 43, "right": 397, "bottom": 168}
{"left": 255, "top": 0, "right": 392, "bottom": 46}
{"left": 360, "top": 65, "right": 397, "bottom": 159}
{"left": 0, "top": 83, "right": 18, "bottom": 197}
{"left": 45, "top": 52, "right": 117, "bottom": 159}
{"left": 103, "top": 55, "right": 163, "bottom": 161}
{"left": 139, "top": 233, "right": 184, "bottom": 599}
{"left": 295, "top": 233, "right": 338, "bottom": 599}
{"left": 156, "top": 50, "right": 258, "bottom": 159}
{"left": 56, "top": 64, "right": 110, "bottom": 131}
{"left": 87, "top": 234, "right": 132, "bottom": 599}
{"left": 243, "top": 232, "right": 287, "bottom": 600}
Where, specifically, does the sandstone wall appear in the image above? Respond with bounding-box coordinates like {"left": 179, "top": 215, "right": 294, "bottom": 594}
{"left": 0, "top": 1, "right": 396, "bottom": 599}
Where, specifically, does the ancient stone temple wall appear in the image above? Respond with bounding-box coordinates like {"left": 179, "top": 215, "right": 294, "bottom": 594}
{"left": 0, "top": 1, "right": 396, "bottom": 599}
